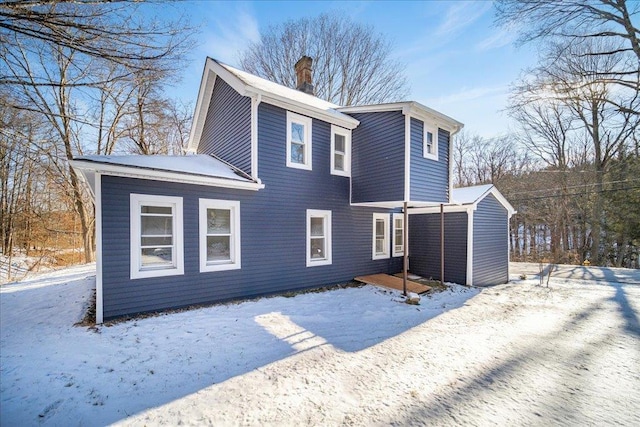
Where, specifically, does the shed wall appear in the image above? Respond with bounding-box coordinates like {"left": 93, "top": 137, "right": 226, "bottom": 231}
{"left": 472, "top": 194, "right": 509, "bottom": 285}
{"left": 409, "top": 119, "right": 449, "bottom": 203}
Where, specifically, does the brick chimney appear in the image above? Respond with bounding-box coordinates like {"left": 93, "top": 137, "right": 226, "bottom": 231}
{"left": 295, "top": 56, "right": 314, "bottom": 95}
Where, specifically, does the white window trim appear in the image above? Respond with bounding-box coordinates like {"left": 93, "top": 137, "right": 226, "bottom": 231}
{"left": 372, "top": 213, "right": 390, "bottom": 260}
{"left": 307, "top": 209, "right": 332, "bottom": 267}
{"left": 199, "top": 199, "right": 241, "bottom": 272}
{"left": 392, "top": 213, "right": 407, "bottom": 257}
{"left": 286, "top": 111, "right": 313, "bottom": 170}
{"left": 423, "top": 123, "right": 439, "bottom": 161}
{"left": 330, "top": 125, "right": 351, "bottom": 177}
{"left": 130, "top": 194, "right": 184, "bottom": 280}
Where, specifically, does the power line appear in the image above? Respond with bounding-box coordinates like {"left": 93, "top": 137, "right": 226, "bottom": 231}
{"left": 510, "top": 185, "right": 640, "bottom": 203}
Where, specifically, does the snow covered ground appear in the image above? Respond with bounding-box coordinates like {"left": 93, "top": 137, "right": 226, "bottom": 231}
{"left": 1, "top": 264, "right": 638, "bottom": 426}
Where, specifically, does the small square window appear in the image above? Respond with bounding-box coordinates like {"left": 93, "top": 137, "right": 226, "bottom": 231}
{"left": 287, "top": 112, "right": 312, "bottom": 170}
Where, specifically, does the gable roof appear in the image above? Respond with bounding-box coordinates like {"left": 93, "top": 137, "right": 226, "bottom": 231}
{"left": 69, "top": 154, "right": 264, "bottom": 195}
{"left": 338, "top": 101, "right": 464, "bottom": 134}
{"left": 187, "top": 57, "right": 360, "bottom": 153}
{"left": 452, "top": 184, "right": 516, "bottom": 216}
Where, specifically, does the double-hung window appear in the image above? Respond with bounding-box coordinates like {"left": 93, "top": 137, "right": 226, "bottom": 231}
{"left": 331, "top": 125, "right": 351, "bottom": 176}
{"left": 423, "top": 124, "right": 438, "bottom": 160}
{"left": 199, "top": 199, "right": 241, "bottom": 272}
{"left": 393, "top": 213, "right": 406, "bottom": 257}
{"left": 286, "top": 111, "right": 312, "bottom": 170}
{"left": 372, "top": 213, "right": 390, "bottom": 260}
{"left": 307, "top": 209, "right": 332, "bottom": 267}
{"left": 130, "top": 194, "right": 184, "bottom": 279}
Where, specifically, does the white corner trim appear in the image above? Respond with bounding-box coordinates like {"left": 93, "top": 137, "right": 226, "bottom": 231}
{"left": 449, "top": 132, "right": 455, "bottom": 203}
{"left": 95, "top": 173, "right": 103, "bottom": 324}
{"left": 251, "top": 94, "right": 262, "bottom": 180}
{"left": 466, "top": 210, "right": 474, "bottom": 286}
{"left": 403, "top": 110, "right": 411, "bottom": 202}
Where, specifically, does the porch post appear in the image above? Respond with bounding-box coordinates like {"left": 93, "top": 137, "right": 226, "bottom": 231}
{"left": 403, "top": 201, "right": 408, "bottom": 296}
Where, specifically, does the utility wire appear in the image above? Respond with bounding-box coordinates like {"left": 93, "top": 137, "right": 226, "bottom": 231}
{"left": 510, "top": 185, "right": 640, "bottom": 202}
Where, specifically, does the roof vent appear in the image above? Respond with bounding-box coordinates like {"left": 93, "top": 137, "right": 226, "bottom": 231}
{"left": 294, "top": 56, "right": 314, "bottom": 95}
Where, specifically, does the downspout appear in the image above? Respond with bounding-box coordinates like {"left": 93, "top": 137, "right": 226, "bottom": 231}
{"left": 250, "top": 93, "right": 262, "bottom": 182}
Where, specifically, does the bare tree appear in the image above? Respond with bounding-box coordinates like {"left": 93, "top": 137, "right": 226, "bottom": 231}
{"left": 1, "top": 1, "right": 194, "bottom": 262}
{"left": 239, "top": 12, "right": 409, "bottom": 106}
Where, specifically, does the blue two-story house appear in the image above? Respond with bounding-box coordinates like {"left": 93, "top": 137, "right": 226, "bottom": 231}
{"left": 71, "top": 56, "right": 510, "bottom": 324}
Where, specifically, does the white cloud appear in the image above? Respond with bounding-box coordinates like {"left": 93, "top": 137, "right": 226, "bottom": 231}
{"left": 426, "top": 85, "right": 508, "bottom": 106}
{"left": 199, "top": 4, "right": 260, "bottom": 65}
{"left": 476, "top": 28, "right": 517, "bottom": 52}
{"left": 435, "top": 1, "right": 492, "bottom": 37}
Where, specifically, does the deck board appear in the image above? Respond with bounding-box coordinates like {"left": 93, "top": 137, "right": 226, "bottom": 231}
{"left": 354, "top": 274, "right": 431, "bottom": 294}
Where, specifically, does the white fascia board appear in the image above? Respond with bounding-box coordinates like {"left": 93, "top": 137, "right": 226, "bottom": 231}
{"left": 69, "top": 160, "right": 264, "bottom": 191}
{"left": 408, "top": 204, "right": 475, "bottom": 214}
{"left": 350, "top": 201, "right": 406, "bottom": 209}
{"left": 257, "top": 93, "right": 359, "bottom": 130}
{"left": 488, "top": 187, "right": 517, "bottom": 217}
{"left": 466, "top": 209, "right": 474, "bottom": 286}
{"left": 72, "top": 166, "right": 96, "bottom": 199}
{"left": 338, "top": 103, "right": 407, "bottom": 114}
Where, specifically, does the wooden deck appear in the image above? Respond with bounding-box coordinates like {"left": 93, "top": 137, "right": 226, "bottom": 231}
{"left": 354, "top": 274, "right": 431, "bottom": 294}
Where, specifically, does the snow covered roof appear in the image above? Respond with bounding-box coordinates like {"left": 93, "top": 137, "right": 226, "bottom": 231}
{"left": 69, "top": 154, "right": 264, "bottom": 193}
{"left": 187, "top": 57, "right": 360, "bottom": 153}
{"left": 452, "top": 184, "right": 515, "bottom": 216}
{"left": 451, "top": 184, "right": 494, "bottom": 204}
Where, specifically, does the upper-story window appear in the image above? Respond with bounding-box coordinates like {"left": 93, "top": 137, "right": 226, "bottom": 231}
{"left": 286, "top": 111, "right": 312, "bottom": 170}
{"left": 331, "top": 125, "right": 351, "bottom": 177}
{"left": 423, "top": 124, "right": 438, "bottom": 161}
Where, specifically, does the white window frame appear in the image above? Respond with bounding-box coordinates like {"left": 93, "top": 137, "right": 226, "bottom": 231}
{"left": 307, "top": 209, "right": 332, "bottom": 267}
{"left": 423, "top": 123, "right": 438, "bottom": 161}
{"left": 286, "top": 111, "right": 313, "bottom": 170}
{"left": 199, "top": 199, "right": 241, "bottom": 272}
{"left": 393, "top": 213, "right": 407, "bottom": 257}
{"left": 330, "top": 125, "right": 351, "bottom": 177}
{"left": 372, "top": 213, "right": 390, "bottom": 260}
{"left": 130, "top": 194, "right": 184, "bottom": 280}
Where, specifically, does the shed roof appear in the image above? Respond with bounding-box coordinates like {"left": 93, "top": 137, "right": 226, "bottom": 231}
{"left": 452, "top": 184, "right": 515, "bottom": 216}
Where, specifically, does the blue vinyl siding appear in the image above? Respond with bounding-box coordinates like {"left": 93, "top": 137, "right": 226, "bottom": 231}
{"left": 408, "top": 212, "right": 467, "bottom": 285}
{"left": 198, "top": 77, "right": 252, "bottom": 174}
{"left": 472, "top": 194, "right": 509, "bottom": 286}
{"left": 100, "top": 102, "right": 402, "bottom": 319}
{"left": 350, "top": 111, "right": 405, "bottom": 203}
{"left": 410, "top": 118, "right": 449, "bottom": 203}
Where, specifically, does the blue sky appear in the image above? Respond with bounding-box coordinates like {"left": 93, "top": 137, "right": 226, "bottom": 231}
{"left": 154, "top": 1, "right": 538, "bottom": 139}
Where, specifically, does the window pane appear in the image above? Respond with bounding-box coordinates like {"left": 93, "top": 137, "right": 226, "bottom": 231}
{"left": 207, "top": 236, "right": 231, "bottom": 261}
{"left": 291, "top": 142, "right": 305, "bottom": 164}
{"left": 141, "top": 206, "right": 172, "bottom": 215}
{"left": 141, "top": 216, "right": 172, "bottom": 235}
{"left": 395, "top": 229, "right": 403, "bottom": 247}
{"left": 334, "top": 134, "right": 345, "bottom": 152}
{"left": 207, "top": 208, "right": 231, "bottom": 234}
{"left": 376, "top": 219, "right": 385, "bottom": 238}
{"left": 310, "top": 237, "right": 325, "bottom": 259}
{"left": 376, "top": 238, "right": 385, "bottom": 254}
{"left": 291, "top": 122, "right": 305, "bottom": 143}
{"left": 426, "top": 132, "right": 434, "bottom": 153}
{"left": 142, "top": 236, "right": 172, "bottom": 246}
{"left": 141, "top": 247, "right": 173, "bottom": 267}
{"left": 334, "top": 153, "right": 344, "bottom": 171}
{"left": 310, "top": 217, "right": 324, "bottom": 236}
